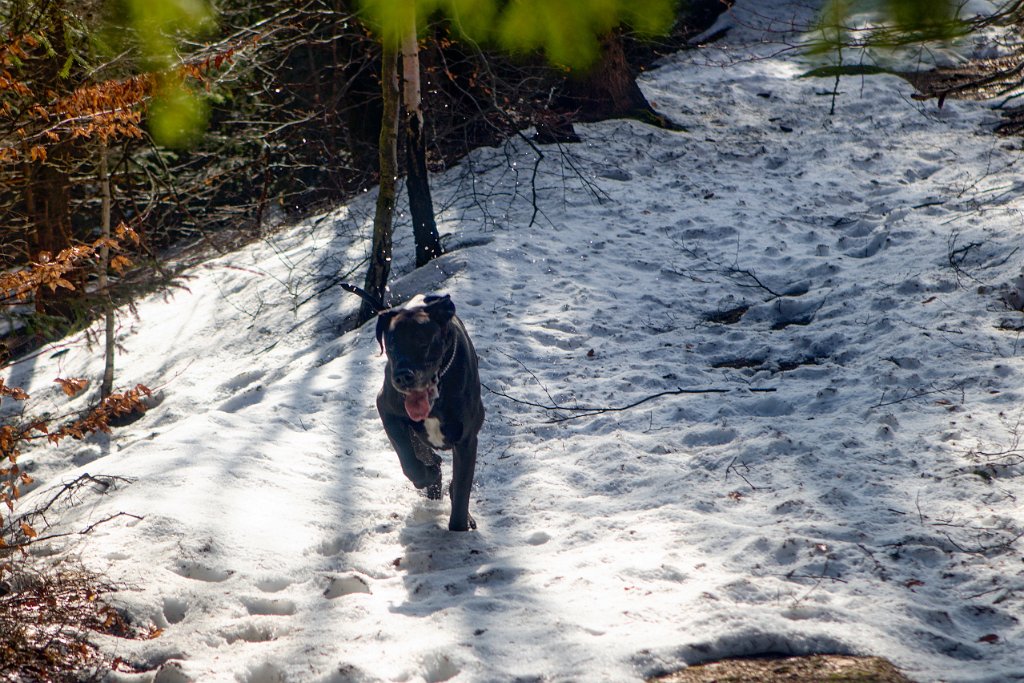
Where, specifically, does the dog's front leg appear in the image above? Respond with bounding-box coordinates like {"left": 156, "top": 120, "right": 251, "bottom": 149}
{"left": 378, "top": 409, "right": 442, "bottom": 497}
{"left": 449, "top": 434, "right": 478, "bottom": 531}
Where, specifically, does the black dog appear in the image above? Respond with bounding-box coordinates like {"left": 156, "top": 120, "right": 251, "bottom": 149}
{"left": 343, "top": 284, "right": 484, "bottom": 531}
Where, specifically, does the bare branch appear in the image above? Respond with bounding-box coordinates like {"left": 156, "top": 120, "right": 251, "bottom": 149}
{"left": 484, "top": 382, "right": 776, "bottom": 423}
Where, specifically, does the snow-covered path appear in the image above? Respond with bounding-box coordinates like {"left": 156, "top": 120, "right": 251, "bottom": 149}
{"left": 7, "top": 3, "right": 1024, "bottom": 681}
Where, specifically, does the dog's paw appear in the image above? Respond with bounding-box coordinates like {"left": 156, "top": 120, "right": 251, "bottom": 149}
{"left": 414, "top": 466, "right": 443, "bottom": 499}
{"left": 448, "top": 514, "right": 476, "bottom": 532}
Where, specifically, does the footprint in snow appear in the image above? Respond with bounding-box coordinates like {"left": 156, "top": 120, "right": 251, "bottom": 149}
{"left": 772, "top": 499, "right": 807, "bottom": 515}
{"left": 918, "top": 149, "right": 947, "bottom": 162}
{"left": 834, "top": 217, "right": 878, "bottom": 238}
{"left": 772, "top": 538, "right": 801, "bottom": 565}
{"left": 218, "top": 369, "right": 264, "bottom": 393}
{"left": 719, "top": 578, "right": 771, "bottom": 603}
{"left": 770, "top": 298, "right": 822, "bottom": 330}
{"left": 241, "top": 596, "right": 296, "bottom": 616}
{"left": 239, "top": 662, "right": 286, "bottom": 683}
{"left": 738, "top": 297, "right": 820, "bottom": 330}
{"left": 468, "top": 565, "right": 522, "bottom": 586}
{"left": 322, "top": 664, "right": 373, "bottom": 683}
{"left": 161, "top": 596, "right": 188, "bottom": 626}
{"left": 255, "top": 576, "right": 292, "bottom": 593}
{"left": 781, "top": 604, "right": 835, "bottom": 621}
{"left": 170, "top": 561, "right": 233, "bottom": 583}
{"left": 905, "top": 163, "right": 942, "bottom": 181}
{"left": 808, "top": 387, "right": 841, "bottom": 415}
{"left": 152, "top": 662, "right": 191, "bottom": 683}
{"left": 840, "top": 231, "right": 889, "bottom": 259}
{"left": 217, "top": 384, "right": 265, "bottom": 413}
{"left": 746, "top": 396, "right": 794, "bottom": 417}
{"left": 221, "top": 622, "right": 278, "bottom": 644}
{"left": 313, "top": 533, "right": 364, "bottom": 556}
{"left": 682, "top": 427, "right": 738, "bottom": 447}
{"left": 420, "top": 653, "right": 460, "bottom": 683}
{"left": 324, "top": 573, "right": 371, "bottom": 599}
{"left": 956, "top": 604, "right": 1019, "bottom": 635}
{"left": 526, "top": 531, "right": 551, "bottom": 546}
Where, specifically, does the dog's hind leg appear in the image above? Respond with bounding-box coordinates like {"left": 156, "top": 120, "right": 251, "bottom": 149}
{"left": 379, "top": 411, "right": 442, "bottom": 498}
{"left": 448, "top": 435, "right": 478, "bottom": 531}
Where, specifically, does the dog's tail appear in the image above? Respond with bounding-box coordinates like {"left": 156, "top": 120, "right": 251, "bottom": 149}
{"left": 340, "top": 282, "right": 386, "bottom": 313}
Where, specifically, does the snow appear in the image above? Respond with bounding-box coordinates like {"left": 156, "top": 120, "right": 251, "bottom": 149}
{"left": 6, "top": 2, "right": 1024, "bottom": 681}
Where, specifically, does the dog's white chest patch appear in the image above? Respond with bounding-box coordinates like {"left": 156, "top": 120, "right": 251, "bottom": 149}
{"left": 423, "top": 417, "right": 445, "bottom": 448}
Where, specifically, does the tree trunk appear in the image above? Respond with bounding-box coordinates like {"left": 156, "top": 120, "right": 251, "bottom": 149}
{"left": 402, "top": 20, "right": 442, "bottom": 267}
{"left": 545, "top": 30, "right": 682, "bottom": 142}
{"left": 99, "top": 146, "right": 115, "bottom": 399}
{"left": 19, "top": 9, "right": 82, "bottom": 320}
{"left": 25, "top": 153, "right": 80, "bottom": 319}
{"left": 359, "top": 40, "right": 400, "bottom": 326}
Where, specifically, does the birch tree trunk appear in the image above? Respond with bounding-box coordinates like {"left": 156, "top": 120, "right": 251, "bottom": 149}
{"left": 358, "top": 40, "right": 400, "bottom": 325}
{"left": 99, "top": 145, "right": 115, "bottom": 399}
{"left": 402, "top": 17, "right": 442, "bottom": 267}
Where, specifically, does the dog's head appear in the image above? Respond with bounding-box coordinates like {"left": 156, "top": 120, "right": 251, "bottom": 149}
{"left": 376, "top": 294, "right": 456, "bottom": 421}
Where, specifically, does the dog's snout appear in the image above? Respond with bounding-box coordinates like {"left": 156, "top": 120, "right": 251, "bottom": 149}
{"left": 393, "top": 367, "right": 416, "bottom": 390}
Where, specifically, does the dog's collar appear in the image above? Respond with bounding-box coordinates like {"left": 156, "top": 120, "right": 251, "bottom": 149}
{"left": 437, "top": 337, "right": 457, "bottom": 380}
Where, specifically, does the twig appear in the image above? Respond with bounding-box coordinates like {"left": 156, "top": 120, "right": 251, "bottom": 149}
{"left": 726, "top": 456, "right": 761, "bottom": 491}
{"left": 941, "top": 529, "right": 1024, "bottom": 556}
{"left": 789, "top": 560, "right": 844, "bottom": 608}
{"left": 296, "top": 258, "right": 369, "bottom": 309}
{"left": 483, "top": 383, "right": 775, "bottom": 423}
{"left": 493, "top": 349, "right": 561, "bottom": 408}
{"left": 514, "top": 131, "right": 545, "bottom": 229}
{"left": 874, "top": 380, "right": 967, "bottom": 408}
{"left": 4, "top": 512, "right": 144, "bottom": 549}
{"left": 728, "top": 266, "right": 785, "bottom": 300}
{"left": 7, "top": 473, "right": 134, "bottom": 542}
{"left": 30, "top": 474, "right": 127, "bottom": 522}
{"left": 80, "top": 512, "right": 143, "bottom": 535}
{"left": 947, "top": 233, "right": 983, "bottom": 286}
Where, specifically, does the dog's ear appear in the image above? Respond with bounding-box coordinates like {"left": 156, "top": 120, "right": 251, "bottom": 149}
{"left": 424, "top": 294, "right": 455, "bottom": 325}
{"left": 375, "top": 310, "right": 395, "bottom": 354}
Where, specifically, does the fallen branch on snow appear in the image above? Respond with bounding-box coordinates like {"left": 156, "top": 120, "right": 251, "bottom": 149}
{"left": 483, "top": 382, "right": 776, "bottom": 423}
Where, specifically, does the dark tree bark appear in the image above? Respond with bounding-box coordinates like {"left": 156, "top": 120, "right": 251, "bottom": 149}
{"left": 24, "top": 160, "right": 73, "bottom": 258}
{"left": 24, "top": 154, "right": 82, "bottom": 319}
{"left": 406, "top": 115, "right": 442, "bottom": 267}
{"left": 538, "top": 30, "right": 683, "bottom": 143}
{"left": 402, "top": 25, "right": 442, "bottom": 267}
{"left": 8, "top": 5, "right": 85, "bottom": 321}
{"left": 359, "top": 40, "right": 400, "bottom": 326}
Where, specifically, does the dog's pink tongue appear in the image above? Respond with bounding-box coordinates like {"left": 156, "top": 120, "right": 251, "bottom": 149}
{"left": 404, "top": 389, "right": 432, "bottom": 422}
